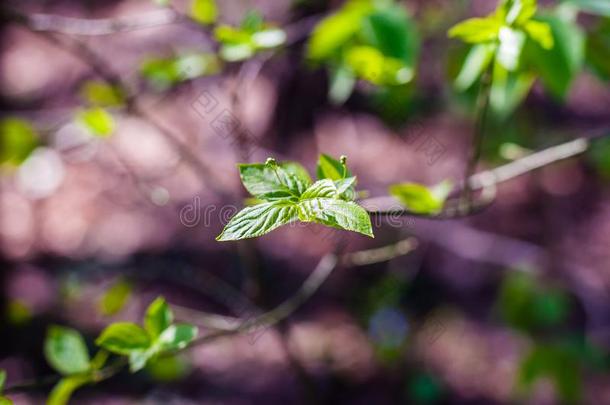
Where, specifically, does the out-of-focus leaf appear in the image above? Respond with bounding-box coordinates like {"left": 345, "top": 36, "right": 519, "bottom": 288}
{"left": 140, "top": 53, "right": 221, "bottom": 89}
{"left": 587, "top": 135, "right": 610, "bottom": 178}
{"left": 146, "top": 355, "right": 191, "bottom": 382}
{"left": 0, "top": 118, "right": 38, "bottom": 166}
{"left": 47, "top": 375, "right": 90, "bottom": 405}
{"left": 586, "top": 20, "right": 610, "bottom": 81}
{"left": 153, "top": 0, "right": 170, "bottom": 6}
{"left": 525, "top": 15, "right": 584, "bottom": 99}
{"left": 77, "top": 108, "right": 115, "bottom": 137}
{"left": 0, "top": 370, "right": 5, "bottom": 392}
{"left": 497, "top": 26, "right": 527, "bottom": 71}
{"left": 98, "top": 279, "right": 132, "bottom": 316}
{"left": 523, "top": 20, "right": 554, "bottom": 50}
{"left": 241, "top": 10, "right": 264, "bottom": 32}
{"left": 0, "top": 397, "right": 11, "bottom": 405}
{"left": 345, "top": 45, "right": 413, "bottom": 85}
{"left": 329, "top": 64, "right": 356, "bottom": 105}
{"left": 497, "top": 0, "right": 537, "bottom": 25}
{"left": 490, "top": 62, "right": 535, "bottom": 119}
{"left": 454, "top": 43, "right": 496, "bottom": 90}
{"left": 6, "top": 300, "right": 32, "bottom": 325}
{"left": 389, "top": 180, "right": 452, "bottom": 215}
{"left": 44, "top": 326, "right": 91, "bottom": 375}
{"left": 408, "top": 373, "right": 444, "bottom": 404}
{"left": 251, "top": 28, "right": 286, "bottom": 49}
{"left": 562, "top": 0, "right": 610, "bottom": 17}
{"left": 190, "top": 0, "right": 217, "bottom": 25}
{"left": 144, "top": 297, "right": 173, "bottom": 338}
{"left": 448, "top": 17, "right": 503, "bottom": 43}
{"left": 79, "top": 81, "right": 125, "bottom": 107}
{"left": 95, "top": 323, "right": 151, "bottom": 355}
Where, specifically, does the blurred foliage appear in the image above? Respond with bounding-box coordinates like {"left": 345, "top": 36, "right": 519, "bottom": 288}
{"left": 214, "top": 11, "right": 286, "bottom": 62}
{"left": 0, "top": 369, "right": 12, "bottom": 405}
{"left": 140, "top": 53, "right": 221, "bottom": 90}
{"left": 389, "top": 180, "right": 453, "bottom": 215}
{"left": 76, "top": 108, "right": 115, "bottom": 137}
{"left": 587, "top": 135, "right": 610, "bottom": 179}
{"left": 79, "top": 81, "right": 125, "bottom": 107}
{"left": 497, "top": 271, "right": 571, "bottom": 332}
{"left": 586, "top": 18, "right": 610, "bottom": 81}
{"left": 146, "top": 355, "right": 192, "bottom": 382}
{"left": 406, "top": 373, "right": 445, "bottom": 404}
{"left": 98, "top": 279, "right": 132, "bottom": 317}
{"left": 307, "top": 0, "right": 419, "bottom": 104}
{"left": 0, "top": 118, "right": 39, "bottom": 167}
{"left": 190, "top": 0, "right": 218, "bottom": 25}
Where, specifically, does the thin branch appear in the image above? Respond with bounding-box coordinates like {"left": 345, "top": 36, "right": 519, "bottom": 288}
{"left": 362, "top": 130, "right": 608, "bottom": 217}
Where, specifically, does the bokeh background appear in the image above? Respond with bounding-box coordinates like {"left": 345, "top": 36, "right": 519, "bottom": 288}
{"left": 1, "top": 0, "right": 610, "bottom": 403}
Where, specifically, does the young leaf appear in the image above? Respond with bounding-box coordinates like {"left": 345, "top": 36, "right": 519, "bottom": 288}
{"left": 44, "top": 326, "right": 91, "bottom": 375}
{"left": 523, "top": 20, "right": 553, "bottom": 50}
{"left": 329, "top": 64, "right": 356, "bottom": 105}
{"left": 144, "top": 297, "right": 173, "bottom": 338}
{"left": 251, "top": 29, "right": 286, "bottom": 49}
{"left": 216, "top": 201, "right": 299, "bottom": 241}
{"left": 95, "top": 323, "right": 151, "bottom": 355}
{"left": 448, "top": 17, "right": 502, "bottom": 44}
{"left": 498, "top": 0, "right": 537, "bottom": 25}
{"left": 47, "top": 375, "right": 89, "bottom": 405}
{"left": 0, "top": 370, "right": 5, "bottom": 392}
{"left": 489, "top": 62, "right": 535, "bottom": 118}
{"left": 239, "top": 163, "right": 310, "bottom": 200}
{"left": 158, "top": 324, "right": 198, "bottom": 351}
{"left": 297, "top": 198, "right": 373, "bottom": 237}
{"left": 300, "top": 178, "right": 356, "bottom": 201}
{"left": 76, "top": 108, "right": 115, "bottom": 137}
{"left": 454, "top": 43, "right": 496, "bottom": 90}
{"left": 79, "top": 81, "right": 125, "bottom": 107}
{"left": 316, "top": 154, "right": 351, "bottom": 180}
{"left": 128, "top": 350, "right": 152, "bottom": 373}
{"left": 497, "top": 26, "right": 527, "bottom": 71}
{"left": 190, "top": 0, "right": 217, "bottom": 25}
{"left": 389, "top": 181, "right": 452, "bottom": 215}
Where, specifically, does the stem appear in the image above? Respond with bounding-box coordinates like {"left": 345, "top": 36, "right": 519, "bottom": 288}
{"left": 461, "top": 64, "right": 493, "bottom": 212}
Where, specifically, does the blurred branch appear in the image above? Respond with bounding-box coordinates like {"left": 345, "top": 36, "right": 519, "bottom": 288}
{"left": 362, "top": 130, "right": 608, "bottom": 217}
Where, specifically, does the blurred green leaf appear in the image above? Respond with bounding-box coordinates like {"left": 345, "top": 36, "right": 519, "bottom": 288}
{"left": 95, "top": 323, "right": 151, "bottom": 355}
{"left": 497, "top": 26, "right": 527, "bottom": 71}
{"left": 44, "top": 326, "right": 91, "bottom": 375}
{"left": 140, "top": 53, "right": 221, "bottom": 89}
{"left": 241, "top": 10, "right": 265, "bottom": 32}
{"left": 329, "top": 64, "right": 356, "bottom": 105}
{"left": 587, "top": 135, "right": 610, "bottom": 178}
{"left": 6, "top": 300, "right": 32, "bottom": 325}
{"left": 158, "top": 324, "right": 198, "bottom": 351}
{"left": 489, "top": 62, "right": 535, "bottom": 119}
{"left": 408, "top": 373, "right": 444, "bottom": 404}
{"left": 345, "top": 45, "right": 413, "bottom": 85}
{"left": 454, "top": 44, "right": 495, "bottom": 91}
{"left": 77, "top": 108, "right": 115, "bottom": 137}
{"left": 190, "top": 0, "right": 217, "bottom": 25}
{"left": 448, "top": 17, "right": 502, "bottom": 44}
{"left": 128, "top": 349, "right": 152, "bottom": 373}
{"left": 0, "top": 370, "right": 5, "bottom": 392}
{"left": 251, "top": 28, "right": 286, "bottom": 49}
{"left": 389, "top": 180, "right": 452, "bottom": 215}
{"left": 586, "top": 19, "right": 610, "bottom": 81}
{"left": 0, "top": 118, "right": 38, "bottom": 167}
{"left": 497, "top": 0, "right": 537, "bottom": 25}
{"left": 146, "top": 355, "right": 191, "bottom": 382}
{"left": 153, "top": 0, "right": 170, "bottom": 6}
{"left": 98, "top": 279, "right": 132, "bottom": 316}
{"left": 524, "top": 15, "right": 584, "bottom": 100}
{"left": 523, "top": 20, "right": 554, "bottom": 49}
{"left": 48, "top": 375, "right": 89, "bottom": 405}
{"left": 562, "top": 0, "right": 610, "bottom": 16}
{"left": 79, "top": 81, "right": 125, "bottom": 107}
{"left": 144, "top": 297, "right": 173, "bottom": 338}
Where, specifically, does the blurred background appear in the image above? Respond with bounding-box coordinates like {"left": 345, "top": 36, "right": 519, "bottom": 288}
{"left": 1, "top": 0, "right": 610, "bottom": 403}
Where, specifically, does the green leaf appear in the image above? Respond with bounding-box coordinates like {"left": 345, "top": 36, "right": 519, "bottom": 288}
{"left": 144, "top": 297, "right": 173, "bottom": 338}
{"left": 47, "top": 375, "right": 89, "bottom": 405}
{"left": 454, "top": 44, "right": 495, "bottom": 90}
{"left": 297, "top": 197, "right": 373, "bottom": 237}
{"left": 448, "top": 17, "right": 502, "bottom": 44}
{"left": 525, "top": 15, "right": 584, "bottom": 99}
{"left": 316, "top": 154, "right": 351, "bottom": 181}
{"left": 241, "top": 10, "right": 264, "bottom": 32}
{"left": 158, "top": 324, "right": 198, "bottom": 351}
{"left": 361, "top": 5, "right": 419, "bottom": 67}
{"left": 389, "top": 181, "right": 452, "bottom": 215}
{"left": 498, "top": 0, "right": 537, "bottom": 25}
{"left": 146, "top": 355, "right": 191, "bottom": 382}
{"left": 128, "top": 349, "right": 152, "bottom": 373}
{"left": 0, "top": 118, "right": 38, "bottom": 166}
{"left": 562, "top": 0, "right": 610, "bottom": 17}
{"left": 95, "top": 323, "right": 151, "bottom": 355}
{"left": 79, "top": 81, "right": 125, "bottom": 107}
{"left": 307, "top": 1, "right": 372, "bottom": 61}
{"left": 238, "top": 163, "right": 310, "bottom": 200}
{"left": 300, "top": 178, "right": 356, "bottom": 201}
{"left": 98, "top": 279, "right": 132, "bottom": 316}
{"left": 345, "top": 45, "right": 413, "bottom": 85}
{"left": 523, "top": 20, "right": 553, "bottom": 49}
{"left": 489, "top": 62, "right": 535, "bottom": 119}
{"left": 586, "top": 20, "right": 610, "bottom": 81}
{"left": 190, "top": 0, "right": 217, "bottom": 25}
{"left": 216, "top": 200, "right": 299, "bottom": 241}
{"left": 140, "top": 54, "right": 220, "bottom": 89}
{"left": 497, "top": 26, "right": 527, "bottom": 71}
{"left": 44, "top": 326, "right": 91, "bottom": 375}
{"left": 77, "top": 108, "right": 115, "bottom": 137}
{"left": 0, "top": 370, "right": 6, "bottom": 392}
{"left": 0, "top": 397, "right": 11, "bottom": 405}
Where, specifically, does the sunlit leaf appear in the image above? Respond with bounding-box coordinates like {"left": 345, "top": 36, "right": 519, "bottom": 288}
{"left": 77, "top": 108, "right": 115, "bottom": 137}
{"left": 497, "top": 26, "right": 526, "bottom": 71}
{"left": 144, "top": 297, "right": 173, "bottom": 338}
{"left": 329, "top": 64, "right": 356, "bottom": 105}
{"left": 498, "top": 0, "right": 537, "bottom": 25}
{"left": 190, "top": 0, "right": 217, "bottom": 25}
{"left": 79, "top": 81, "right": 125, "bottom": 107}
{"left": 146, "top": 355, "right": 191, "bottom": 382}
{"left": 562, "top": 0, "right": 610, "bottom": 17}
{"left": 523, "top": 20, "right": 554, "bottom": 49}
{"left": 158, "top": 324, "right": 198, "bottom": 351}
{"left": 251, "top": 28, "right": 286, "bottom": 49}
{"left": 297, "top": 197, "right": 373, "bottom": 237}
{"left": 95, "top": 323, "right": 151, "bottom": 355}
{"left": 44, "top": 326, "right": 91, "bottom": 375}
{"left": 489, "top": 62, "right": 535, "bottom": 119}
{"left": 448, "top": 17, "right": 503, "bottom": 44}
{"left": 316, "top": 154, "right": 351, "bottom": 181}
{"left": 389, "top": 180, "right": 452, "bottom": 215}
{"left": 454, "top": 43, "right": 495, "bottom": 90}
{"left": 216, "top": 200, "right": 299, "bottom": 241}
{"left": 239, "top": 163, "right": 310, "bottom": 200}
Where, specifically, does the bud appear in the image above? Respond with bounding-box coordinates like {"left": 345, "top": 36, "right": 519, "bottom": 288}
{"left": 340, "top": 155, "right": 347, "bottom": 165}
{"left": 265, "top": 157, "right": 277, "bottom": 167}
